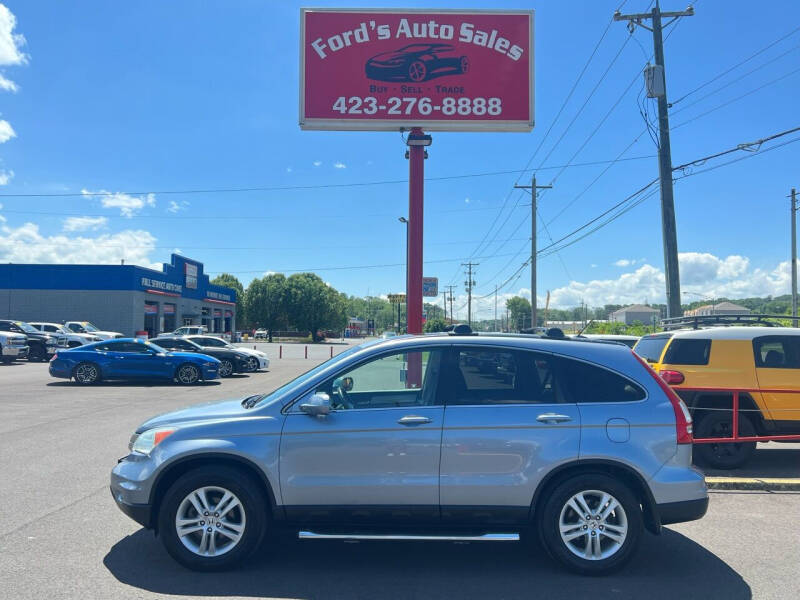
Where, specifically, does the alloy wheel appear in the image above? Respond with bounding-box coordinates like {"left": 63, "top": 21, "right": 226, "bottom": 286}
{"left": 246, "top": 356, "right": 258, "bottom": 371}
{"left": 178, "top": 364, "right": 199, "bottom": 384}
{"left": 75, "top": 363, "right": 98, "bottom": 384}
{"left": 558, "top": 489, "right": 628, "bottom": 560}
{"left": 175, "top": 486, "right": 246, "bottom": 558}
{"left": 219, "top": 360, "right": 233, "bottom": 377}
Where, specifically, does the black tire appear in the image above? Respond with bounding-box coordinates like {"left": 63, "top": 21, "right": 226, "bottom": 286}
{"left": 157, "top": 466, "right": 267, "bottom": 571}
{"left": 693, "top": 412, "right": 756, "bottom": 470}
{"left": 246, "top": 356, "right": 259, "bottom": 372}
{"left": 1, "top": 356, "right": 14, "bottom": 364}
{"left": 28, "top": 344, "right": 47, "bottom": 362}
{"left": 538, "top": 473, "right": 643, "bottom": 575}
{"left": 73, "top": 361, "right": 101, "bottom": 385}
{"left": 218, "top": 359, "right": 234, "bottom": 378}
{"left": 176, "top": 363, "right": 201, "bottom": 385}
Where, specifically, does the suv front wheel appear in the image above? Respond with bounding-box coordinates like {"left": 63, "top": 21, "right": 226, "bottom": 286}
{"left": 158, "top": 467, "right": 267, "bottom": 571}
{"left": 539, "top": 473, "right": 643, "bottom": 575}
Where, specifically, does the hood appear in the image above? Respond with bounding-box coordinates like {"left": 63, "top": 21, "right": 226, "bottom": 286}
{"left": 1, "top": 331, "right": 26, "bottom": 340}
{"left": 136, "top": 398, "right": 251, "bottom": 433}
{"left": 235, "top": 347, "right": 266, "bottom": 358}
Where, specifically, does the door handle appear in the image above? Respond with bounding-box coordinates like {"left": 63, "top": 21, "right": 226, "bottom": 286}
{"left": 397, "top": 415, "right": 432, "bottom": 426}
{"left": 536, "top": 413, "right": 572, "bottom": 424}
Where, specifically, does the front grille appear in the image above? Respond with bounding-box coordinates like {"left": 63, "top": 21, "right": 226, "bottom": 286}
{"left": 10, "top": 338, "right": 26, "bottom": 347}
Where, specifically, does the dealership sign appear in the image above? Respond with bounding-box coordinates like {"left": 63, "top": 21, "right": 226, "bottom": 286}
{"left": 300, "top": 9, "right": 533, "bottom": 131}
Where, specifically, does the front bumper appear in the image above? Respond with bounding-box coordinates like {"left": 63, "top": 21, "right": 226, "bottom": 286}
{"left": 111, "top": 488, "right": 153, "bottom": 529}
{"left": 2, "top": 345, "right": 28, "bottom": 358}
{"left": 657, "top": 497, "right": 709, "bottom": 525}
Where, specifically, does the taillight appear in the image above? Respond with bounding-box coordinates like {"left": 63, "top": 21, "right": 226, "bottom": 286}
{"left": 659, "top": 369, "right": 685, "bottom": 385}
{"left": 50, "top": 352, "right": 58, "bottom": 362}
{"left": 631, "top": 351, "right": 693, "bottom": 444}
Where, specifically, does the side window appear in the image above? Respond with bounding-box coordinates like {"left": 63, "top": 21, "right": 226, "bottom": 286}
{"left": 559, "top": 358, "right": 646, "bottom": 403}
{"left": 315, "top": 349, "right": 443, "bottom": 410}
{"left": 450, "top": 348, "right": 560, "bottom": 405}
{"left": 107, "top": 341, "right": 149, "bottom": 353}
{"left": 45, "top": 325, "right": 58, "bottom": 333}
{"left": 753, "top": 336, "right": 800, "bottom": 369}
{"left": 663, "top": 339, "right": 711, "bottom": 365}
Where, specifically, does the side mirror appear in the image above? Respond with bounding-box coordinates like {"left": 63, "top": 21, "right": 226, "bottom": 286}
{"left": 299, "top": 392, "right": 331, "bottom": 416}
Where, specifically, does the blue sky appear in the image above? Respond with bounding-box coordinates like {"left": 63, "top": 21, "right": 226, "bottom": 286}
{"left": 1, "top": 0, "right": 798, "bottom": 318}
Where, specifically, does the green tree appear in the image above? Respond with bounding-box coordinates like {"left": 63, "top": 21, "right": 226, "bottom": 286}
{"left": 423, "top": 317, "right": 447, "bottom": 333}
{"left": 506, "top": 296, "right": 531, "bottom": 331}
{"left": 210, "top": 273, "right": 245, "bottom": 328}
{"left": 243, "top": 273, "right": 289, "bottom": 342}
{"left": 285, "top": 273, "right": 347, "bottom": 342}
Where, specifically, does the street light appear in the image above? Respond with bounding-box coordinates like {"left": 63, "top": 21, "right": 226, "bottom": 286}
{"left": 398, "top": 217, "right": 408, "bottom": 333}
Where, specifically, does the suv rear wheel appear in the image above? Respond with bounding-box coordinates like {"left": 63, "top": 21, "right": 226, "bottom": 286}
{"left": 158, "top": 467, "right": 266, "bottom": 571}
{"left": 539, "top": 473, "right": 643, "bottom": 575}
{"left": 693, "top": 412, "right": 756, "bottom": 470}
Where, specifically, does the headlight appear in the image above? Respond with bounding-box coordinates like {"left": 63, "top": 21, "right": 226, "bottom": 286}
{"left": 130, "top": 427, "right": 175, "bottom": 455}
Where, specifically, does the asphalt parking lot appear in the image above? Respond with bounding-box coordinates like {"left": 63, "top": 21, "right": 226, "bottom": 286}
{"left": 1, "top": 347, "right": 798, "bottom": 600}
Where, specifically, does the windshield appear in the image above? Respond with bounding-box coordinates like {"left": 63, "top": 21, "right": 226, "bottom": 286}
{"left": 251, "top": 341, "right": 377, "bottom": 408}
{"left": 81, "top": 322, "right": 99, "bottom": 332}
{"left": 15, "top": 321, "right": 39, "bottom": 334}
{"left": 634, "top": 335, "right": 672, "bottom": 363}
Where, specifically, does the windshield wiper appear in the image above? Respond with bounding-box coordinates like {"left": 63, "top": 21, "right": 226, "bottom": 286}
{"left": 241, "top": 394, "right": 265, "bottom": 409}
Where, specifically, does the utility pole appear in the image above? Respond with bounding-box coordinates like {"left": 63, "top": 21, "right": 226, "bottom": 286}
{"left": 615, "top": 2, "right": 694, "bottom": 319}
{"left": 445, "top": 285, "right": 456, "bottom": 324}
{"left": 462, "top": 262, "right": 478, "bottom": 327}
{"left": 515, "top": 176, "right": 552, "bottom": 329}
{"left": 494, "top": 285, "right": 498, "bottom": 332}
{"left": 442, "top": 291, "right": 447, "bottom": 323}
{"left": 792, "top": 188, "right": 798, "bottom": 327}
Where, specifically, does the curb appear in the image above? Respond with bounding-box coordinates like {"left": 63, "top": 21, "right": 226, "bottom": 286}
{"left": 705, "top": 477, "right": 800, "bottom": 491}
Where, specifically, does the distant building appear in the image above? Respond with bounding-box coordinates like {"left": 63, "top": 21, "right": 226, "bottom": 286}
{"left": 684, "top": 302, "right": 750, "bottom": 316}
{"left": 609, "top": 304, "right": 660, "bottom": 325}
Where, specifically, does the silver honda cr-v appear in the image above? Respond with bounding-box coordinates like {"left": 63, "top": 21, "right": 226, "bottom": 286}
{"left": 111, "top": 330, "right": 707, "bottom": 575}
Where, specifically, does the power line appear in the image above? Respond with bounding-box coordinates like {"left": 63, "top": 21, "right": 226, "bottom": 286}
{"left": 669, "top": 24, "right": 800, "bottom": 107}
{"left": 0, "top": 156, "right": 657, "bottom": 200}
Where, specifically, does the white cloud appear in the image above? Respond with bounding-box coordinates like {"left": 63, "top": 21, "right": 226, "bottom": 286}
{"left": 0, "top": 72, "right": 16, "bottom": 92}
{"left": 173, "top": 247, "right": 183, "bottom": 255}
{"left": 546, "top": 252, "right": 795, "bottom": 309}
{"left": 0, "top": 4, "right": 27, "bottom": 93}
{"left": 613, "top": 258, "right": 645, "bottom": 267}
{"left": 286, "top": 166, "right": 293, "bottom": 173}
{"left": 0, "top": 221, "right": 159, "bottom": 269}
{"left": 263, "top": 270, "right": 276, "bottom": 277}
{"left": 590, "top": 264, "right": 597, "bottom": 268}
{"left": 167, "top": 199, "right": 189, "bottom": 213}
{"left": 62, "top": 216, "right": 108, "bottom": 232}
{"left": 0, "top": 168, "right": 12, "bottom": 185}
{"left": 81, "top": 188, "right": 156, "bottom": 217}
{"left": 0, "top": 118, "right": 15, "bottom": 143}
{"left": 333, "top": 162, "right": 346, "bottom": 169}
{"left": 465, "top": 197, "right": 471, "bottom": 204}
{"left": 313, "top": 160, "right": 322, "bottom": 167}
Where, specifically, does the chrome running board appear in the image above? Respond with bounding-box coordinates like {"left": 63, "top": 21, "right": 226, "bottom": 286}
{"left": 298, "top": 531, "right": 519, "bottom": 542}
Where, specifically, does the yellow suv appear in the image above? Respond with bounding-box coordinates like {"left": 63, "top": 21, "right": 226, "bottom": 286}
{"left": 634, "top": 326, "right": 800, "bottom": 469}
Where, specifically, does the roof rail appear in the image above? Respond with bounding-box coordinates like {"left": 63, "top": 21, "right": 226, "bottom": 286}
{"left": 661, "top": 313, "right": 793, "bottom": 331}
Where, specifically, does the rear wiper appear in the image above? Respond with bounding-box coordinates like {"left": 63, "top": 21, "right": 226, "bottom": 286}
{"left": 241, "top": 394, "right": 265, "bottom": 409}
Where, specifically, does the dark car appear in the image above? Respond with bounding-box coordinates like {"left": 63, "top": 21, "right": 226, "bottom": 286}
{"left": 152, "top": 336, "right": 250, "bottom": 377}
{"left": 0, "top": 319, "right": 66, "bottom": 362}
{"left": 49, "top": 338, "right": 220, "bottom": 385}
{"left": 365, "top": 43, "right": 468, "bottom": 82}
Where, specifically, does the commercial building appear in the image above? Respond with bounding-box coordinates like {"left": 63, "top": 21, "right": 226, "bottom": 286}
{"left": 609, "top": 304, "right": 661, "bottom": 326}
{"left": 0, "top": 254, "right": 236, "bottom": 338}
{"left": 684, "top": 301, "right": 750, "bottom": 316}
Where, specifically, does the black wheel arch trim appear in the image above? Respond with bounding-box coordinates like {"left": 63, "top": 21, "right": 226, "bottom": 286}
{"left": 529, "top": 459, "right": 662, "bottom": 535}
{"left": 147, "top": 452, "right": 280, "bottom": 530}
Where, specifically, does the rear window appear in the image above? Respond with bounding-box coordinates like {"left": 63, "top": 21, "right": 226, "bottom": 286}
{"left": 634, "top": 335, "right": 672, "bottom": 363}
{"left": 753, "top": 336, "right": 800, "bottom": 369}
{"left": 559, "top": 358, "right": 646, "bottom": 403}
{"left": 663, "top": 338, "right": 711, "bottom": 365}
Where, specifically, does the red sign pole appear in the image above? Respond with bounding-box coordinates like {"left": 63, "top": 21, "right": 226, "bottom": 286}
{"left": 407, "top": 127, "right": 425, "bottom": 335}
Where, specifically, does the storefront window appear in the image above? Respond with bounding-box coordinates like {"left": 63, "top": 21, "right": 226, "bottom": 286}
{"left": 144, "top": 302, "right": 159, "bottom": 338}
{"left": 163, "top": 303, "right": 176, "bottom": 332}
{"left": 201, "top": 307, "right": 210, "bottom": 331}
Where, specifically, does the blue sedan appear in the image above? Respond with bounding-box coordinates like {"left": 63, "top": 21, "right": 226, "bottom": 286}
{"left": 49, "top": 338, "right": 220, "bottom": 385}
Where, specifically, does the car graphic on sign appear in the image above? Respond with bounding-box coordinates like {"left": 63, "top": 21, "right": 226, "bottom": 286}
{"left": 365, "top": 44, "right": 469, "bottom": 82}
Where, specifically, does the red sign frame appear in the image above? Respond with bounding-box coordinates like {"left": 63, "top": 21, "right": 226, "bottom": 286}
{"left": 300, "top": 8, "right": 534, "bottom": 132}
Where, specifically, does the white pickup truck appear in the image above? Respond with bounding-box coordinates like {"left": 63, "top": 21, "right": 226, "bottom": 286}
{"left": 0, "top": 330, "right": 29, "bottom": 363}
{"left": 64, "top": 321, "right": 123, "bottom": 340}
